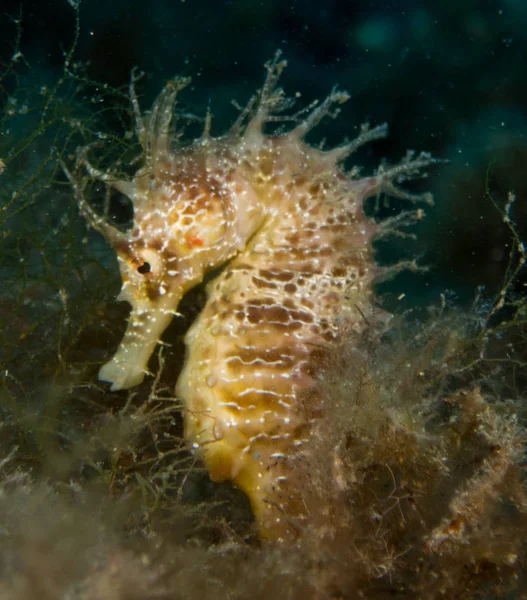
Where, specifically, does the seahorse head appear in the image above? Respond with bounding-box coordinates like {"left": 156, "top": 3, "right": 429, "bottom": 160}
{"left": 66, "top": 75, "right": 264, "bottom": 390}
{"left": 111, "top": 154, "right": 244, "bottom": 308}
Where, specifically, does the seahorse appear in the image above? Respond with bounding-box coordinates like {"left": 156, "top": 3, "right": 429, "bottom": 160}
{"left": 65, "top": 53, "right": 435, "bottom": 543}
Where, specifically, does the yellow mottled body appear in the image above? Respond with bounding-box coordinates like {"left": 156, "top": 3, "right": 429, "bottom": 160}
{"left": 177, "top": 137, "right": 379, "bottom": 539}
{"left": 67, "top": 54, "right": 434, "bottom": 542}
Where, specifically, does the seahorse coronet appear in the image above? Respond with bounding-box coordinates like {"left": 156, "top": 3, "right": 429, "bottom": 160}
{"left": 68, "top": 52, "right": 435, "bottom": 542}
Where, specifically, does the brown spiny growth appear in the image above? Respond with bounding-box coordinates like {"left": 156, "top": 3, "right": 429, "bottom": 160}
{"left": 293, "top": 310, "right": 527, "bottom": 598}
{"left": 65, "top": 52, "right": 436, "bottom": 542}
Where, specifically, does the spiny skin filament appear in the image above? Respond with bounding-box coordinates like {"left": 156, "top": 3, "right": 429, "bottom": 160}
{"left": 67, "top": 52, "right": 436, "bottom": 542}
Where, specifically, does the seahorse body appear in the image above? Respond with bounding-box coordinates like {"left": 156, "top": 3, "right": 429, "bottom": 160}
{"left": 67, "top": 54, "right": 434, "bottom": 542}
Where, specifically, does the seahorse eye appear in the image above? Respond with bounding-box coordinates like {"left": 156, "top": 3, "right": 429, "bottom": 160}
{"left": 133, "top": 248, "right": 165, "bottom": 278}
{"left": 137, "top": 262, "right": 151, "bottom": 274}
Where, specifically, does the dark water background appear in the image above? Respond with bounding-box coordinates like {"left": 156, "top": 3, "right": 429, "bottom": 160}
{"left": 1, "top": 0, "right": 526, "bottom": 308}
